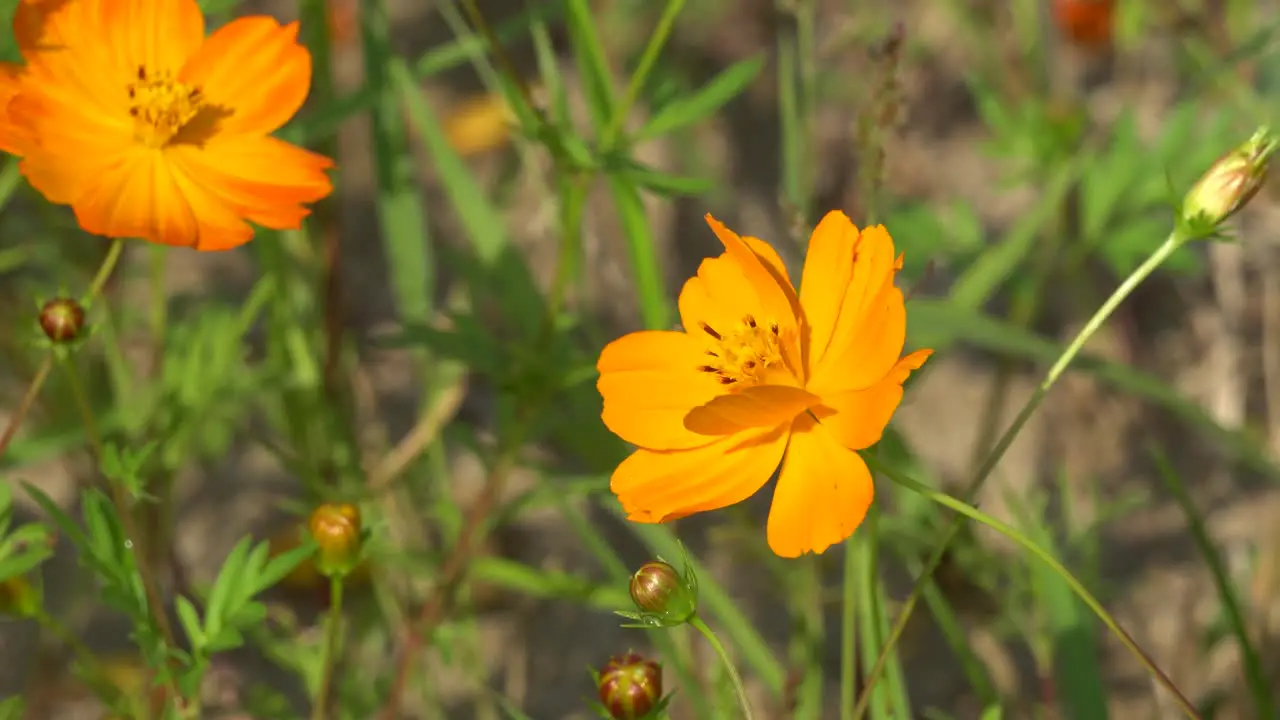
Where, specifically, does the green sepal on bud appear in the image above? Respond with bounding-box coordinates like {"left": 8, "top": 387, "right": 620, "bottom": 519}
{"left": 591, "top": 651, "right": 670, "bottom": 720}
{"left": 307, "top": 502, "right": 365, "bottom": 579}
{"left": 1180, "top": 126, "right": 1278, "bottom": 237}
{"left": 616, "top": 544, "right": 698, "bottom": 629}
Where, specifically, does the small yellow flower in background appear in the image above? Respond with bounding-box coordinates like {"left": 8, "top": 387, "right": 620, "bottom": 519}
{"left": 597, "top": 212, "right": 932, "bottom": 557}
{"left": 442, "top": 89, "right": 527, "bottom": 157}
{"left": 0, "top": 0, "right": 334, "bottom": 250}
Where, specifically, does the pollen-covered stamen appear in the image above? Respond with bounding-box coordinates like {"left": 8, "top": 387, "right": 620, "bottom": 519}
{"left": 126, "top": 65, "right": 205, "bottom": 147}
{"left": 696, "top": 314, "right": 786, "bottom": 388}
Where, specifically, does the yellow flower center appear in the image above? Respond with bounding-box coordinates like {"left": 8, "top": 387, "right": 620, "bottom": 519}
{"left": 696, "top": 315, "right": 784, "bottom": 389}
{"left": 127, "top": 65, "right": 205, "bottom": 147}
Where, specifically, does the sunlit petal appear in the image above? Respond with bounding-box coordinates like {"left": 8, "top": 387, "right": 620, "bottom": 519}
{"left": 613, "top": 423, "right": 789, "bottom": 523}
{"left": 766, "top": 413, "right": 873, "bottom": 557}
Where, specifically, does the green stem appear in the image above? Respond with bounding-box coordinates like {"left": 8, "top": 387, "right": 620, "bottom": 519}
{"left": 598, "top": 0, "right": 687, "bottom": 153}
{"left": 313, "top": 575, "right": 345, "bottom": 720}
{"left": 61, "top": 354, "right": 184, "bottom": 713}
{"left": 690, "top": 614, "right": 755, "bottom": 720}
{"left": 86, "top": 239, "right": 125, "bottom": 301}
{"left": 854, "top": 231, "right": 1187, "bottom": 719}
{"left": 840, "top": 541, "right": 857, "bottom": 719}
{"left": 866, "top": 455, "right": 1201, "bottom": 719}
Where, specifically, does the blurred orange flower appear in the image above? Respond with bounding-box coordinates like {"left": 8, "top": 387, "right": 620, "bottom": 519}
{"left": 0, "top": 0, "right": 333, "bottom": 250}
{"left": 597, "top": 212, "right": 931, "bottom": 557}
{"left": 1053, "top": 0, "right": 1114, "bottom": 49}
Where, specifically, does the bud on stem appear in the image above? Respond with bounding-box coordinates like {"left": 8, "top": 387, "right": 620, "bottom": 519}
{"left": 38, "top": 298, "right": 85, "bottom": 343}
{"left": 308, "top": 503, "right": 363, "bottom": 579}
{"left": 597, "top": 652, "right": 663, "bottom": 720}
{"left": 1183, "top": 126, "right": 1278, "bottom": 229}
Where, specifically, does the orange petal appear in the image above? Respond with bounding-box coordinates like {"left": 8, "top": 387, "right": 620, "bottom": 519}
{"left": 702, "top": 214, "right": 800, "bottom": 334}
{"left": 100, "top": 0, "right": 205, "bottom": 74}
{"left": 597, "top": 330, "right": 727, "bottom": 450}
{"left": 766, "top": 413, "right": 873, "bottom": 557}
{"left": 166, "top": 136, "right": 332, "bottom": 230}
{"left": 684, "top": 385, "right": 820, "bottom": 435}
{"left": 803, "top": 226, "right": 906, "bottom": 392}
{"left": 813, "top": 349, "right": 931, "bottom": 450}
{"left": 0, "top": 64, "right": 30, "bottom": 155}
{"left": 798, "top": 211, "right": 859, "bottom": 369}
{"left": 68, "top": 149, "right": 253, "bottom": 249}
{"left": 612, "top": 423, "right": 789, "bottom": 523}
{"left": 180, "top": 16, "right": 311, "bottom": 136}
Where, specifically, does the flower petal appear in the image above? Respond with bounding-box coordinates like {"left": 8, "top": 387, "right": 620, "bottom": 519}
{"left": 597, "top": 330, "right": 727, "bottom": 450}
{"left": 166, "top": 136, "right": 333, "bottom": 230}
{"left": 180, "top": 16, "right": 311, "bottom": 136}
{"left": 804, "top": 224, "right": 900, "bottom": 388}
{"left": 0, "top": 64, "right": 30, "bottom": 155}
{"left": 69, "top": 148, "right": 196, "bottom": 243}
{"left": 798, "top": 211, "right": 859, "bottom": 369}
{"left": 101, "top": 0, "right": 205, "bottom": 74}
{"left": 612, "top": 423, "right": 789, "bottom": 523}
{"left": 766, "top": 413, "right": 874, "bottom": 557}
{"left": 684, "top": 385, "right": 821, "bottom": 435}
{"left": 66, "top": 148, "right": 253, "bottom": 249}
{"left": 812, "top": 349, "right": 932, "bottom": 450}
{"left": 702, "top": 214, "right": 800, "bottom": 337}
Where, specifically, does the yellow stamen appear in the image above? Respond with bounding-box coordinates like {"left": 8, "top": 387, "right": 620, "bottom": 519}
{"left": 126, "top": 65, "right": 204, "bottom": 147}
{"left": 696, "top": 315, "right": 785, "bottom": 388}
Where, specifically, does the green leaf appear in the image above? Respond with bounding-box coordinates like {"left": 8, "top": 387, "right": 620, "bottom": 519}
{"left": 175, "top": 596, "right": 205, "bottom": 649}
{"left": 615, "top": 160, "right": 715, "bottom": 197}
{"left": 255, "top": 541, "right": 315, "bottom": 593}
{"left": 204, "top": 536, "right": 253, "bottom": 642}
{"left": 637, "top": 55, "right": 764, "bottom": 140}
{"left": 20, "top": 482, "right": 86, "bottom": 548}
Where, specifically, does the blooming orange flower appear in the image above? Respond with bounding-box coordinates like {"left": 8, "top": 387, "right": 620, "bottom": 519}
{"left": 597, "top": 212, "right": 931, "bottom": 557}
{"left": 0, "top": 0, "right": 333, "bottom": 250}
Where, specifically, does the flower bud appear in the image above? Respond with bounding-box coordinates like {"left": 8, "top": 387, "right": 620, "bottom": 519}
{"left": 307, "top": 502, "right": 363, "bottom": 579}
{"left": 0, "top": 574, "right": 41, "bottom": 618}
{"left": 1184, "top": 127, "right": 1279, "bottom": 227}
{"left": 629, "top": 561, "right": 695, "bottom": 625}
{"left": 597, "top": 652, "right": 662, "bottom": 720}
{"left": 38, "top": 297, "right": 85, "bottom": 343}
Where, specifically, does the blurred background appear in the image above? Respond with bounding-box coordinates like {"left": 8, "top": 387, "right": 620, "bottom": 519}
{"left": 3, "top": 0, "right": 1280, "bottom": 718}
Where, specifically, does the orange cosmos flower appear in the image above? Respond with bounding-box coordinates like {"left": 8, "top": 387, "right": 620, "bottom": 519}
{"left": 597, "top": 212, "right": 932, "bottom": 557}
{"left": 0, "top": 0, "right": 333, "bottom": 250}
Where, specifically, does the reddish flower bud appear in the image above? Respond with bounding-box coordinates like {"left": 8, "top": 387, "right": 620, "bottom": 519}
{"left": 628, "top": 560, "right": 696, "bottom": 626}
{"left": 38, "top": 297, "right": 85, "bottom": 343}
{"left": 307, "top": 502, "right": 363, "bottom": 579}
{"left": 597, "top": 652, "right": 662, "bottom": 720}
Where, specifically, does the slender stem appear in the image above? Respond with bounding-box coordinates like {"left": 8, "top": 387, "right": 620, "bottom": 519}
{"left": 690, "top": 614, "right": 755, "bottom": 720}
{"left": 0, "top": 355, "right": 53, "bottom": 459}
{"left": 0, "top": 238, "right": 126, "bottom": 461}
{"left": 855, "top": 231, "right": 1186, "bottom": 719}
{"left": 87, "top": 239, "right": 126, "bottom": 301}
{"left": 61, "top": 356, "right": 183, "bottom": 711}
{"left": 839, "top": 537, "right": 858, "bottom": 719}
{"left": 867, "top": 456, "right": 1201, "bottom": 719}
{"left": 313, "top": 575, "right": 345, "bottom": 720}
{"left": 598, "top": 0, "right": 687, "bottom": 153}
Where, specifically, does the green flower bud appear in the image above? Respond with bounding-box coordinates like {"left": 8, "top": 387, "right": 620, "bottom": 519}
{"left": 1184, "top": 126, "right": 1278, "bottom": 227}
{"left": 597, "top": 652, "right": 662, "bottom": 720}
{"left": 617, "top": 555, "right": 699, "bottom": 629}
{"left": 308, "top": 502, "right": 363, "bottom": 578}
{"left": 38, "top": 297, "right": 85, "bottom": 343}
